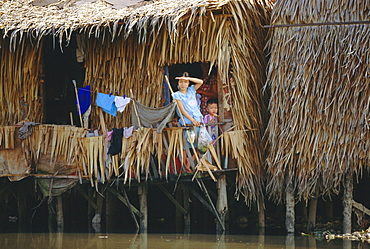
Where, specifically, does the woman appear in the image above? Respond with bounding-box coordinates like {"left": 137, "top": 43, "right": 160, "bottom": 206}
{"left": 172, "top": 72, "right": 203, "bottom": 126}
{"left": 172, "top": 72, "right": 203, "bottom": 173}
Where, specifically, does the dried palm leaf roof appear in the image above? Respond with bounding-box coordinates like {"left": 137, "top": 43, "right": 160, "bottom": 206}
{"left": 265, "top": 0, "right": 370, "bottom": 203}
{"left": 0, "top": 0, "right": 237, "bottom": 42}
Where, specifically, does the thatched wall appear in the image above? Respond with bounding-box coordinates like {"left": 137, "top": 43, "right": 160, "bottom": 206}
{"left": 0, "top": 37, "right": 43, "bottom": 125}
{"left": 0, "top": 0, "right": 273, "bottom": 204}
{"left": 265, "top": 0, "right": 370, "bottom": 202}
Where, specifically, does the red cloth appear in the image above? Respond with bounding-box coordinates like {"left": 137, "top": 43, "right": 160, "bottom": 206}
{"left": 198, "top": 75, "right": 217, "bottom": 116}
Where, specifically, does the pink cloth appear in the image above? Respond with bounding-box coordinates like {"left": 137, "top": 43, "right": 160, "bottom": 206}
{"left": 107, "top": 131, "right": 113, "bottom": 141}
{"left": 203, "top": 114, "right": 217, "bottom": 124}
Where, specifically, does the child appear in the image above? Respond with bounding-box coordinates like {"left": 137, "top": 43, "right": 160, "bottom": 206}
{"left": 203, "top": 98, "right": 219, "bottom": 142}
{"left": 203, "top": 98, "right": 218, "bottom": 124}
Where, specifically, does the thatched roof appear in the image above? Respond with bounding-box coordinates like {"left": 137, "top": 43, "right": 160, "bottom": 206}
{"left": 0, "top": 0, "right": 234, "bottom": 44}
{"left": 265, "top": 0, "right": 370, "bottom": 202}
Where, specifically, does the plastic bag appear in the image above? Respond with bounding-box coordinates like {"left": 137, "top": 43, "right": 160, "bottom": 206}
{"left": 197, "top": 125, "right": 212, "bottom": 153}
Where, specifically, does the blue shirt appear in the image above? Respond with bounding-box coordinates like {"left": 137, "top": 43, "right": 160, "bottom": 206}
{"left": 172, "top": 85, "right": 203, "bottom": 125}
{"left": 96, "top": 93, "right": 117, "bottom": 117}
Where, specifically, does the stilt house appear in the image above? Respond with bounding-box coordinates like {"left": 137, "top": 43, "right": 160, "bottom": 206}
{"left": 0, "top": 0, "right": 272, "bottom": 232}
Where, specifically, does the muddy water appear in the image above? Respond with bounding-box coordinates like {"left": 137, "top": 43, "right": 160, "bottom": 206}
{"left": 0, "top": 233, "right": 360, "bottom": 249}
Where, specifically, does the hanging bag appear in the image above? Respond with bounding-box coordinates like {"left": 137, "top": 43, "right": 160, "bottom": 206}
{"left": 197, "top": 125, "right": 212, "bottom": 153}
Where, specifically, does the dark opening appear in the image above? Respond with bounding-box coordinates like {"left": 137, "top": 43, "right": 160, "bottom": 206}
{"left": 42, "top": 35, "right": 85, "bottom": 125}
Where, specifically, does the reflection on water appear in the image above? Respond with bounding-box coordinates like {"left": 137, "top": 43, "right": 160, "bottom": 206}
{"left": 0, "top": 233, "right": 365, "bottom": 249}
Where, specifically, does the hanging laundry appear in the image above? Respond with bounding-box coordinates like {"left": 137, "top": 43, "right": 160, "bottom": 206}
{"left": 77, "top": 85, "right": 91, "bottom": 115}
{"left": 96, "top": 93, "right": 117, "bottom": 117}
{"left": 123, "top": 126, "right": 134, "bottom": 138}
{"left": 131, "top": 100, "right": 176, "bottom": 133}
{"left": 106, "top": 130, "right": 113, "bottom": 141}
{"left": 108, "top": 128, "right": 123, "bottom": 155}
{"left": 114, "top": 96, "right": 131, "bottom": 112}
{"left": 18, "top": 122, "right": 41, "bottom": 139}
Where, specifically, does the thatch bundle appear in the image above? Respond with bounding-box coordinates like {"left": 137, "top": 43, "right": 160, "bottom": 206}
{"left": 27, "top": 125, "right": 86, "bottom": 174}
{"left": 0, "top": 126, "right": 15, "bottom": 149}
{"left": 265, "top": 0, "right": 370, "bottom": 202}
{"left": 0, "top": 0, "right": 273, "bottom": 204}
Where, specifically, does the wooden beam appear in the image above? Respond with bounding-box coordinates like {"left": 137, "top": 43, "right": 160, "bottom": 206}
{"left": 187, "top": 184, "right": 215, "bottom": 215}
{"left": 352, "top": 201, "right": 370, "bottom": 217}
{"left": 197, "top": 179, "right": 225, "bottom": 231}
{"left": 157, "top": 184, "right": 188, "bottom": 215}
{"left": 75, "top": 185, "right": 99, "bottom": 212}
{"left": 107, "top": 187, "right": 142, "bottom": 218}
{"left": 122, "top": 188, "right": 140, "bottom": 231}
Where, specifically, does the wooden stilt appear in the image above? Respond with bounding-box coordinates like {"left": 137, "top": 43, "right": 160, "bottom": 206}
{"left": 56, "top": 195, "right": 64, "bottom": 232}
{"left": 87, "top": 186, "right": 94, "bottom": 233}
{"left": 183, "top": 186, "right": 191, "bottom": 234}
{"left": 325, "top": 200, "right": 333, "bottom": 221}
{"left": 106, "top": 188, "right": 116, "bottom": 232}
{"left": 343, "top": 171, "right": 353, "bottom": 234}
{"left": 138, "top": 184, "right": 148, "bottom": 233}
{"left": 307, "top": 193, "right": 317, "bottom": 232}
{"left": 175, "top": 187, "right": 183, "bottom": 233}
{"left": 285, "top": 183, "right": 295, "bottom": 234}
{"left": 17, "top": 191, "right": 26, "bottom": 232}
{"left": 48, "top": 198, "right": 55, "bottom": 233}
{"left": 216, "top": 175, "right": 228, "bottom": 232}
{"left": 257, "top": 197, "right": 265, "bottom": 235}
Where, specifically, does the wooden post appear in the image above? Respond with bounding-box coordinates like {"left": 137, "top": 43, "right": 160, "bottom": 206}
{"left": 285, "top": 183, "right": 295, "bottom": 234}
{"left": 87, "top": 186, "right": 94, "bottom": 233}
{"left": 175, "top": 188, "right": 183, "bottom": 233}
{"left": 343, "top": 171, "right": 353, "bottom": 234}
{"left": 139, "top": 184, "right": 148, "bottom": 233}
{"left": 17, "top": 191, "right": 26, "bottom": 232}
{"left": 183, "top": 186, "right": 191, "bottom": 234}
{"left": 257, "top": 198, "right": 265, "bottom": 235}
{"left": 106, "top": 188, "right": 117, "bottom": 233}
{"left": 325, "top": 200, "right": 333, "bottom": 220}
{"left": 307, "top": 194, "right": 317, "bottom": 232}
{"left": 216, "top": 175, "right": 228, "bottom": 232}
{"left": 48, "top": 199, "right": 55, "bottom": 233}
{"left": 56, "top": 195, "right": 64, "bottom": 232}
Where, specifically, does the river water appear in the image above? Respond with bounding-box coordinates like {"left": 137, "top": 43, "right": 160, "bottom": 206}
{"left": 0, "top": 233, "right": 363, "bottom": 249}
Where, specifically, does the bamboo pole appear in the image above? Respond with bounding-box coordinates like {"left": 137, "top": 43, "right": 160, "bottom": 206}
{"left": 130, "top": 89, "right": 142, "bottom": 127}
{"left": 72, "top": 80, "right": 83, "bottom": 127}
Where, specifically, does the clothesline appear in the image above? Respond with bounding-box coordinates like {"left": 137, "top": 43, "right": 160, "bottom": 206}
{"left": 78, "top": 86, "right": 130, "bottom": 99}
